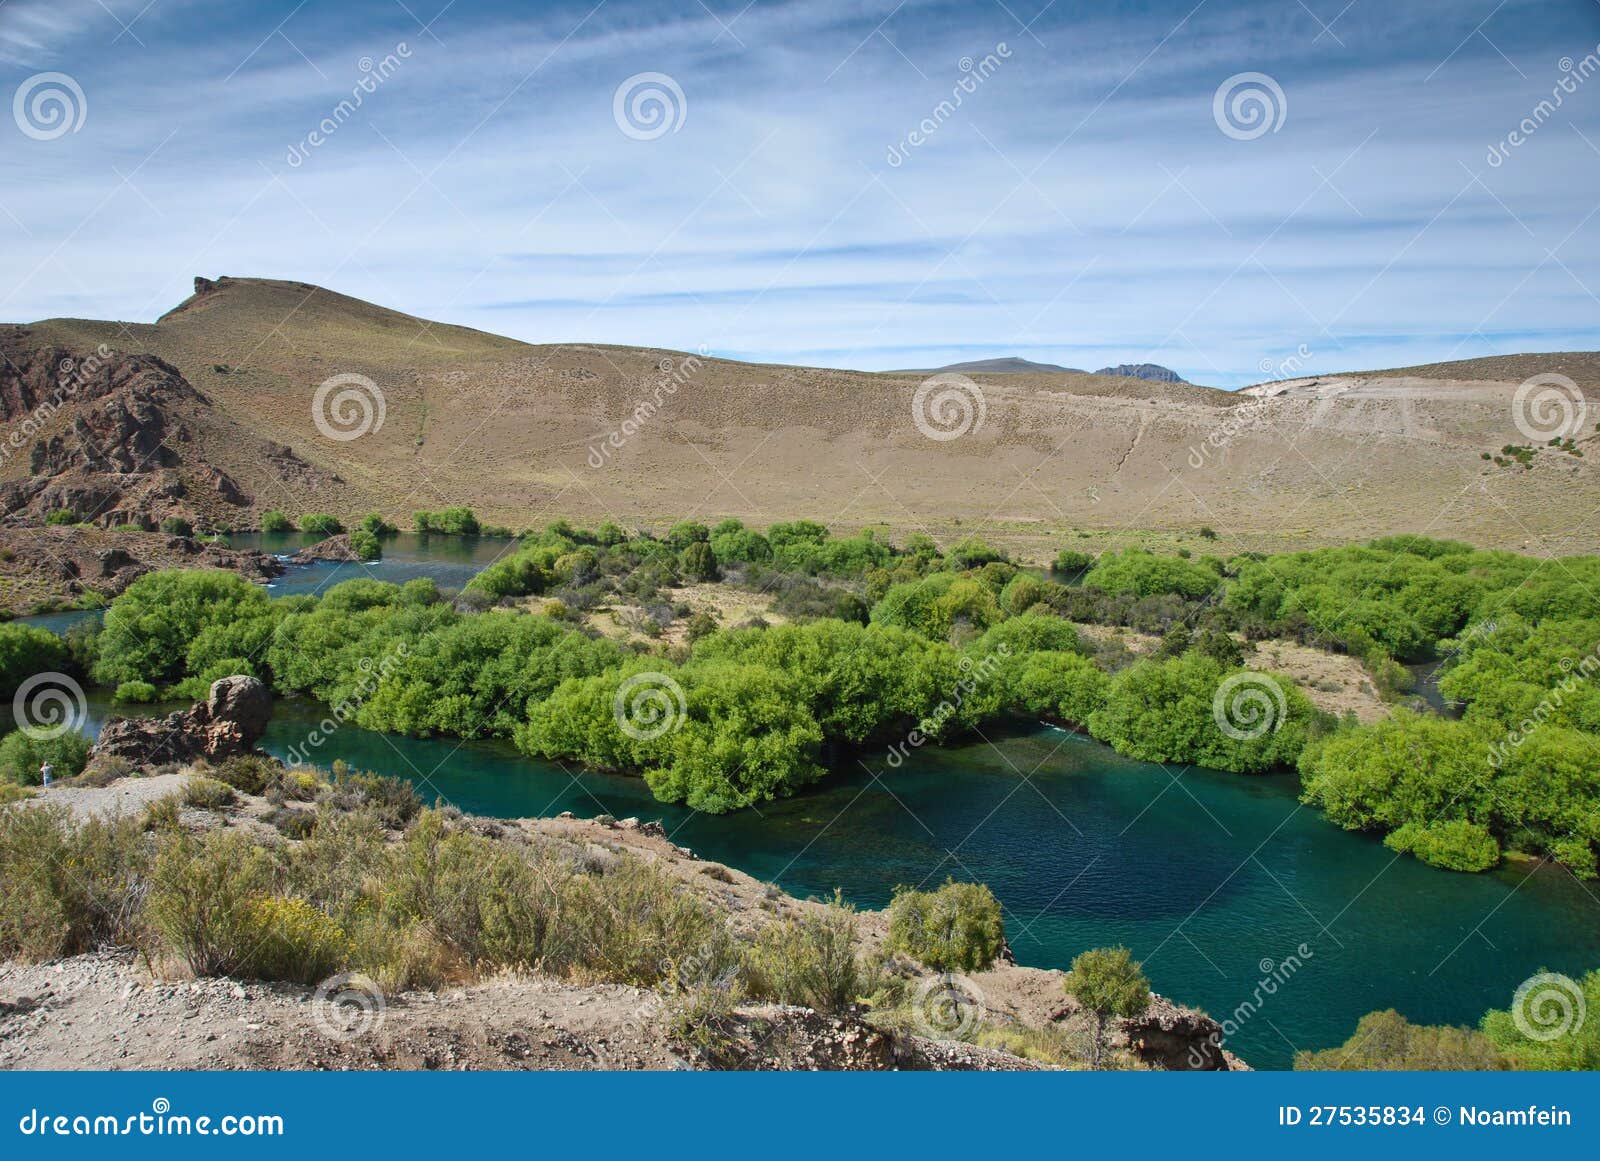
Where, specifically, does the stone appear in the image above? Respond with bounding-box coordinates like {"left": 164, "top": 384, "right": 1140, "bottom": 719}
{"left": 91, "top": 675, "right": 273, "bottom": 768}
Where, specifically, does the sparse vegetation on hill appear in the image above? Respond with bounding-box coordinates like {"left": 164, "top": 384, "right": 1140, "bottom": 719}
{"left": 8, "top": 277, "right": 1596, "bottom": 553}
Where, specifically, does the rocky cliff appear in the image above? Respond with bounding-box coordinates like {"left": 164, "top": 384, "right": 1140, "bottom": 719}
{"left": 0, "top": 343, "right": 250, "bottom": 530}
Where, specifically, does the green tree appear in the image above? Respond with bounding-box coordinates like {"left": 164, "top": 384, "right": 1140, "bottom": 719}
{"left": 0, "top": 624, "right": 70, "bottom": 700}
{"left": 681, "top": 540, "right": 719, "bottom": 581}
{"left": 1051, "top": 549, "right": 1094, "bottom": 579}
{"left": 666, "top": 520, "right": 710, "bottom": 549}
{"left": 1063, "top": 946, "right": 1151, "bottom": 1068}
{"left": 93, "top": 570, "right": 276, "bottom": 687}
{"left": 349, "top": 529, "right": 382, "bottom": 560}
{"left": 259, "top": 509, "right": 294, "bottom": 533}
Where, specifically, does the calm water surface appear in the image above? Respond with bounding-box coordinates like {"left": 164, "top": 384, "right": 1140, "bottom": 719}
{"left": 53, "top": 542, "right": 1600, "bottom": 1069}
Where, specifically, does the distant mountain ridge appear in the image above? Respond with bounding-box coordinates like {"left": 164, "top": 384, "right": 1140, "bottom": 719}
{"left": 893, "top": 357, "right": 1088, "bottom": 375}
{"left": 1094, "top": 363, "right": 1188, "bottom": 384}
{"left": 901, "top": 356, "right": 1190, "bottom": 384}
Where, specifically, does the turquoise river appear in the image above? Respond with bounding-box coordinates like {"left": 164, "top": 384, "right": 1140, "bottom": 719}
{"left": 36, "top": 532, "right": 1600, "bottom": 1069}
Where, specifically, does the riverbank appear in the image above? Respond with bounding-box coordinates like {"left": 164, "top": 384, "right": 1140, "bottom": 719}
{"left": 1, "top": 767, "right": 1240, "bottom": 1071}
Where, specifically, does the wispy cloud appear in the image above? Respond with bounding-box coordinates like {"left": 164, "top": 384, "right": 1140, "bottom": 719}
{"left": 2, "top": 0, "right": 1598, "bottom": 385}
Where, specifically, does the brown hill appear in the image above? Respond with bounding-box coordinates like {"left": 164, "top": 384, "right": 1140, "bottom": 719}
{"left": 4, "top": 276, "right": 1597, "bottom": 555}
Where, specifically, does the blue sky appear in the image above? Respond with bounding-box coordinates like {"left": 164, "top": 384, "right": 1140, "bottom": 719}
{"left": 2, "top": 0, "right": 1599, "bottom": 386}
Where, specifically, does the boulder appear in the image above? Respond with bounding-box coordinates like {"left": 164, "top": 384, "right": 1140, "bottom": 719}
{"left": 206, "top": 675, "right": 272, "bottom": 743}
{"left": 92, "top": 675, "right": 272, "bottom": 768}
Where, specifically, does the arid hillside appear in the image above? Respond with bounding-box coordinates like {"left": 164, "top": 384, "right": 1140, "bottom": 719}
{"left": 5, "top": 276, "right": 1597, "bottom": 554}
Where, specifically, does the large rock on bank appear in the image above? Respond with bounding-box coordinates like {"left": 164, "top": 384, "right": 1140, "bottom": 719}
{"left": 93, "top": 675, "right": 272, "bottom": 767}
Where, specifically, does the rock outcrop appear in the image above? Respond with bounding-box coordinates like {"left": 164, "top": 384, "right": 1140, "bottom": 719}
{"left": 0, "top": 525, "right": 283, "bottom": 614}
{"left": 1093, "top": 362, "right": 1188, "bottom": 384}
{"left": 1123, "top": 996, "right": 1242, "bottom": 1070}
{"left": 289, "top": 533, "right": 361, "bottom": 563}
{"left": 0, "top": 344, "right": 250, "bottom": 530}
{"left": 93, "top": 675, "right": 272, "bottom": 768}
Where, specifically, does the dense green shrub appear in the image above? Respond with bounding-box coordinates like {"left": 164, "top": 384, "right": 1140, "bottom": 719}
{"left": 681, "top": 540, "right": 719, "bottom": 581}
{"left": 871, "top": 573, "right": 1002, "bottom": 641}
{"left": 45, "top": 508, "right": 78, "bottom": 525}
{"left": 1087, "top": 655, "right": 1319, "bottom": 774}
{"left": 160, "top": 516, "right": 194, "bottom": 537}
{"left": 93, "top": 570, "right": 277, "bottom": 687}
{"left": 1298, "top": 711, "right": 1599, "bottom": 876}
{"left": 885, "top": 880, "right": 1005, "bottom": 972}
{"left": 112, "top": 680, "right": 159, "bottom": 704}
{"left": 1063, "top": 946, "right": 1152, "bottom": 1068}
{"left": 1051, "top": 549, "right": 1095, "bottom": 579}
{"left": 259, "top": 509, "right": 294, "bottom": 532}
{"left": 414, "top": 507, "right": 480, "bottom": 535}
{"left": 742, "top": 893, "right": 860, "bottom": 1012}
{"left": 1006, "top": 650, "right": 1108, "bottom": 725}
{"left": 1083, "top": 548, "right": 1223, "bottom": 599}
{"left": 1481, "top": 969, "right": 1600, "bottom": 1069}
{"left": 300, "top": 513, "right": 344, "bottom": 536}
{"left": 349, "top": 528, "right": 382, "bottom": 560}
{"left": 1382, "top": 819, "right": 1500, "bottom": 872}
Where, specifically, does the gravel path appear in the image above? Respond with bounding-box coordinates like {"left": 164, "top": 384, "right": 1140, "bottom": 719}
{"left": 26, "top": 773, "right": 189, "bottom": 821}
